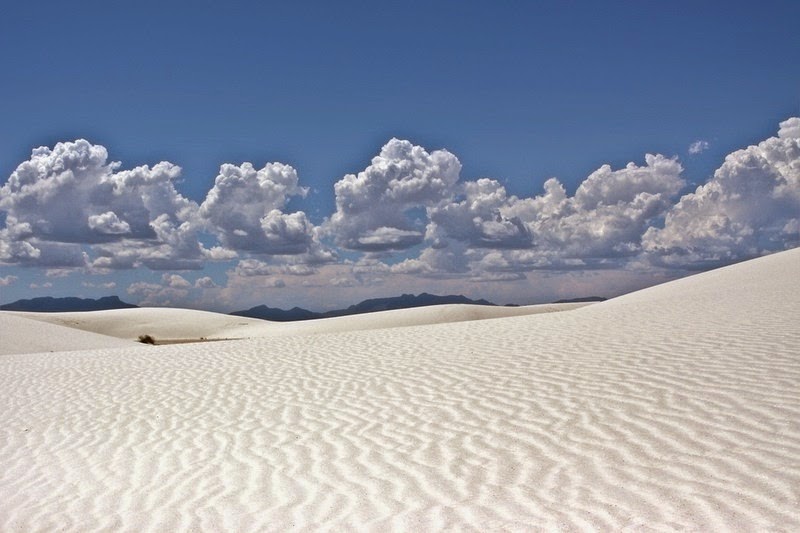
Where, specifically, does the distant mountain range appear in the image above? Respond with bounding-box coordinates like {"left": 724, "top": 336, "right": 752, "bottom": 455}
{"left": 1, "top": 293, "right": 605, "bottom": 318}
{"left": 553, "top": 296, "right": 606, "bottom": 304}
{"left": 233, "top": 293, "right": 500, "bottom": 322}
{"left": 232, "top": 305, "right": 320, "bottom": 322}
{"left": 0, "top": 296, "right": 138, "bottom": 312}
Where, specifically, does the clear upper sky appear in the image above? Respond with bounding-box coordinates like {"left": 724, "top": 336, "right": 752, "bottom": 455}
{"left": 1, "top": 1, "right": 799, "bottom": 311}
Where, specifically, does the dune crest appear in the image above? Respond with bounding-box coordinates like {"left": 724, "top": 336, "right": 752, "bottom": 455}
{"left": 0, "top": 248, "right": 798, "bottom": 530}
{"left": 0, "top": 312, "right": 132, "bottom": 355}
{"left": 7, "top": 301, "right": 587, "bottom": 344}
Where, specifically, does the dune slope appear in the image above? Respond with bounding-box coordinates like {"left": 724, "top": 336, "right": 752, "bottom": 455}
{"left": 8, "top": 302, "right": 586, "bottom": 342}
{"left": 4, "top": 307, "right": 266, "bottom": 342}
{"left": 0, "top": 248, "right": 798, "bottom": 531}
{"left": 0, "top": 312, "right": 132, "bottom": 355}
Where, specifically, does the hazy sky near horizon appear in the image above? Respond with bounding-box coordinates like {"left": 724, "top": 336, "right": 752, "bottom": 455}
{"left": 1, "top": 1, "right": 799, "bottom": 311}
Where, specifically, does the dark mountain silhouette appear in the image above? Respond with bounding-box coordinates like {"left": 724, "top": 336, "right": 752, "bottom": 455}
{"left": 233, "top": 292, "right": 607, "bottom": 322}
{"left": 2, "top": 293, "right": 605, "bottom": 319}
{"left": 230, "top": 305, "right": 319, "bottom": 322}
{"left": 0, "top": 296, "right": 138, "bottom": 312}
{"left": 339, "top": 293, "right": 495, "bottom": 315}
{"left": 232, "top": 293, "right": 497, "bottom": 322}
{"left": 553, "top": 296, "right": 606, "bottom": 303}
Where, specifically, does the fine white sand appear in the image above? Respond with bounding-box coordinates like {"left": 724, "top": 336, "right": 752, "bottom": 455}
{"left": 0, "top": 248, "right": 798, "bottom": 531}
{"left": 0, "top": 312, "right": 133, "bottom": 355}
{"left": 4, "top": 307, "right": 268, "bottom": 345}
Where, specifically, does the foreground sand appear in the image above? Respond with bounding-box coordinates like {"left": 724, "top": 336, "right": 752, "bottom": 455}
{"left": 1, "top": 249, "right": 799, "bottom": 530}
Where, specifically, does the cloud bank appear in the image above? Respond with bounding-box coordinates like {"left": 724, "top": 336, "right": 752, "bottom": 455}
{"left": 2, "top": 117, "right": 798, "bottom": 303}
{"left": 0, "top": 140, "right": 202, "bottom": 270}
{"left": 199, "top": 162, "right": 315, "bottom": 254}
{"left": 326, "top": 138, "right": 461, "bottom": 251}
{"left": 644, "top": 117, "right": 800, "bottom": 268}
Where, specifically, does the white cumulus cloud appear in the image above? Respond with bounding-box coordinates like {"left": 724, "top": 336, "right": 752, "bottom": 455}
{"left": 194, "top": 276, "right": 218, "bottom": 289}
{"left": 327, "top": 138, "right": 461, "bottom": 251}
{"left": 428, "top": 178, "right": 532, "bottom": 249}
{"left": 162, "top": 273, "right": 191, "bottom": 289}
{"left": 0, "top": 139, "right": 203, "bottom": 269}
{"left": 644, "top": 117, "right": 800, "bottom": 268}
{"left": 87, "top": 212, "right": 132, "bottom": 235}
{"left": 689, "top": 140, "right": 710, "bottom": 154}
{"left": 127, "top": 278, "right": 189, "bottom": 307}
{"left": 199, "top": 162, "right": 315, "bottom": 254}
{"left": 423, "top": 153, "right": 685, "bottom": 277}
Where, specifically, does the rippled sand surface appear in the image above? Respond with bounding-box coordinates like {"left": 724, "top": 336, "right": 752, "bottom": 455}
{"left": 1, "top": 249, "right": 798, "bottom": 531}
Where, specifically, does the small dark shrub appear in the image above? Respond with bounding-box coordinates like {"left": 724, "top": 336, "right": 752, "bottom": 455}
{"left": 138, "top": 334, "right": 156, "bottom": 345}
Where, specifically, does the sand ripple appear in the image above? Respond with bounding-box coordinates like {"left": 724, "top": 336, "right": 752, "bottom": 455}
{"left": 1, "top": 250, "right": 799, "bottom": 531}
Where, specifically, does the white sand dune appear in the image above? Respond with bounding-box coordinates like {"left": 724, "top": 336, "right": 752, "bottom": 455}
{"left": 5, "top": 307, "right": 268, "bottom": 343}
{"left": 0, "top": 312, "right": 133, "bottom": 355}
{"left": 246, "top": 302, "right": 587, "bottom": 339}
{"left": 6, "top": 302, "right": 586, "bottom": 342}
{"left": 0, "top": 248, "right": 798, "bottom": 531}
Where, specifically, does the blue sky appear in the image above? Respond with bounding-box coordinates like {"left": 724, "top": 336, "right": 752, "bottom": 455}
{"left": 1, "top": 1, "right": 799, "bottom": 311}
